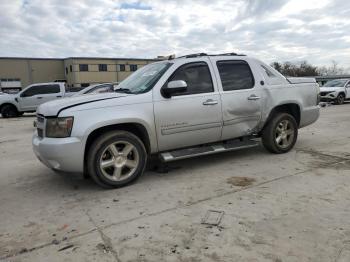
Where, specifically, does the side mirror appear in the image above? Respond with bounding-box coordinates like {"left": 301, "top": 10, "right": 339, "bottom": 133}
{"left": 161, "top": 80, "right": 187, "bottom": 98}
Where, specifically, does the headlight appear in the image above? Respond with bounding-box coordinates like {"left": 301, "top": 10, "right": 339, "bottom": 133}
{"left": 46, "top": 117, "right": 74, "bottom": 138}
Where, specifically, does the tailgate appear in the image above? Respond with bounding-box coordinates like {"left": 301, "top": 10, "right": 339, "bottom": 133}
{"left": 287, "top": 77, "right": 316, "bottom": 84}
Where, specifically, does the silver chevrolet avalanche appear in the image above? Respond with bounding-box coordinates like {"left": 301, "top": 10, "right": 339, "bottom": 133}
{"left": 33, "top": 53, "right": 320, "bottom": 188}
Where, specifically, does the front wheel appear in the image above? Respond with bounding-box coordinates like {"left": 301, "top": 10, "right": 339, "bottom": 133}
{"left": 334, "top": 93, "right": 345, "bottom": 105}
{"left": 87, "top": 131, "right": 147, "bottom": 188}
{"left": 261, "top": 113, "right": 298, "bottom": 154}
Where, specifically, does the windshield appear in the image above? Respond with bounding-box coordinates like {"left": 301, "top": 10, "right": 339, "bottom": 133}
{"left": 323, "top": 79, "right": 347, "bottom": 87}
{"left": 115, "top": 62, "right": 172, "bottom": 94}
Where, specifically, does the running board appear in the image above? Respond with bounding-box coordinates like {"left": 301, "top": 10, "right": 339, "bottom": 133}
{"left": 160, "top": 139, "right": 259, "bottom": 162}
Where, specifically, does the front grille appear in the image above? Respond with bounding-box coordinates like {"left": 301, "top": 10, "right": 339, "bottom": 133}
{"left": 320, "top": 91, "right": 331, "bottom": 96}
{"left": 37, "top": 128, "right": 44, "bottom": 138}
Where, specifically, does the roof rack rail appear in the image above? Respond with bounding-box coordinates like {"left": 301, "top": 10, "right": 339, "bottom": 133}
{"left": 177, "top": 52, "right": 246, "bottom": 59}
{"left": 215, "top": 52, "right": 246, "bottom": 56}
{"left": 178, "top": 53, "right": 208, "bottom": 59}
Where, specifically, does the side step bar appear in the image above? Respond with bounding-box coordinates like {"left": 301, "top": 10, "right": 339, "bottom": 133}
{"left": 160, "top": 138, "right": 259, "bottom": 162}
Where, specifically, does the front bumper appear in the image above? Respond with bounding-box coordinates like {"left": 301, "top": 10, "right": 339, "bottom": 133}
{"left": 320, "top": 97, "right": 335, "bottom": 102}
{"left": 32, "top": 132, "right": 84, "bottom": 173}
{"left": 320, "top": 93, "right": 337, "bottom": 102}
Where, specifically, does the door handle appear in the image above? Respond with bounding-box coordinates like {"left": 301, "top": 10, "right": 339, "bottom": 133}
{"left": 203, "top": 99, "right": 218, "bottom": 105}
{"left": 37, "top": 97, "right": 43, "bottom": 99}
{"left": 247, "top": 95, "right": 260, "bottom": 101}
{"left": 56, "top": 96, "right": 62, "bottom": 98}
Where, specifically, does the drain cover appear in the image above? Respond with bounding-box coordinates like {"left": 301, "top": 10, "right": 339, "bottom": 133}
{"left": 201, "top": 210, "right": 224, "bottom": 226}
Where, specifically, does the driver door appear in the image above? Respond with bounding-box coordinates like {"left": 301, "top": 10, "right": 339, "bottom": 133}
{"left": 19, "top": 85, "right": 40, "bottom": 111}
{"left": 19, "top": 84, "right": 61, "bottom": 111}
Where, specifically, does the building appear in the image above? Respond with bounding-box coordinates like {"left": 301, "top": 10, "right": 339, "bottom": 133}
{"left": 0, "top": 57, "right": 158, "bottom": 92}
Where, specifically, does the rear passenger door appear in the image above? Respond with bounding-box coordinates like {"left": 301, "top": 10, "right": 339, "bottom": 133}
{"left": 211, "top": 58, "right": 263, "bottom": 140}
{"left": 153, "top": 59, "right": 223, "bottom": 151}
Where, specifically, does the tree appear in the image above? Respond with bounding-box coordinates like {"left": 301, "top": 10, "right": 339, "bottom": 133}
{"left": 270, "top": 61, "right": 319, "bottom": 77}
{"left": 317, "top": 60, "right": 346, "bottom": 76}
{"left": 271, "top": 60, "right": 348, "bottom": 77}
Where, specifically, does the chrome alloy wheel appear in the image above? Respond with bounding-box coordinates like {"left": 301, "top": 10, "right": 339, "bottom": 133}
{"left": 99, "top": 141, "right": 139, "bottom": 182}
{"left": 275, "top": 119, "right": 295, "bottom": 149}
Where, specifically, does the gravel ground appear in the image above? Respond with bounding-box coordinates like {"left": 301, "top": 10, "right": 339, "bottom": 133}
{"left": 0, "top": 103, "right": 350, "bottom": 262}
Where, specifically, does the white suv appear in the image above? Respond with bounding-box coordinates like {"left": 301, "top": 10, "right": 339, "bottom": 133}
{"left": 320, "top": 79, "right": 350, "bottom": 105}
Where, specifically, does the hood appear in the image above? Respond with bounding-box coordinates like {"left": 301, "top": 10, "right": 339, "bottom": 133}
{"left": 37, "top": 93, "right": 128, "bottom": 117}
{"left": 320, "top": 86, "right": 343, "bottom": 92}
{"left": 0, "top": 93, "right": 17, "bottom": 101}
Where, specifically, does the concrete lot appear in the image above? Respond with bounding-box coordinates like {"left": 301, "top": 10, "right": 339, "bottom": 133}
{"left": 0, "top": 103, "right": 350, "bottom": 262}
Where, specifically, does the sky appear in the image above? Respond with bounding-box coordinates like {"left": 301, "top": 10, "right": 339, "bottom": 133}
{"left": 1, "top": 0, "right": 350, "bottom": 68}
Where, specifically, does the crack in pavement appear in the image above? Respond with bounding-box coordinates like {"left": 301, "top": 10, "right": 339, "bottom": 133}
{"left": 83, "top": 209, "right": 121, "bottom": 262}
{"left": 2, "top": 148, "right": 347, "bottom": 260}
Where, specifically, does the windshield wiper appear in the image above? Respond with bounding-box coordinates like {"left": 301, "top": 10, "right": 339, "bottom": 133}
{"left": 114, "top": 88, "right": 133, "bottom": 94}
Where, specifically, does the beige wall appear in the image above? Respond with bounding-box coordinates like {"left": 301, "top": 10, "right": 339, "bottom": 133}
{"left": 0, "top": 57, "right": 157, "bottom": 90}
{"left": 0, "top": 59, "right": 64, "bottom": 88}
{"left": 66, "top": 58, "right": 153, "bottom": 88}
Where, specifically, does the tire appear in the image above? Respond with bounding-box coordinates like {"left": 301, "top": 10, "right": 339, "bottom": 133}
{"left": 1, "top": 104, "right": 19, "bottom": 118}
{"left": 261, "top": 113, "right": 298, "bottom": 154}
{"left": 87, "top": 131, "right": 147, "bottom": 188}
{"left": 334, "top": 93, "right": 345, "bottom": 105}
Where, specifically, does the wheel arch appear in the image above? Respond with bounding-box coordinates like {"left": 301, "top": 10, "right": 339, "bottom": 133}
{"left": 83, "top": 122, "right": 152, "bottom": 175}
{"left": 0, "top": 102, "right": 19, "bottom": 113}
{"left": 263, "top": 103, "right": 301, "bottom": 130}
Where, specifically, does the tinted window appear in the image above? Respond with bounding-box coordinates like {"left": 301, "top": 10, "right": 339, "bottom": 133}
{"left": 130, "top": 64, "right": 138, "bottom": 71}
{"left": 217, "top": 60, "right": 254, "bottom": 91}
{"left": 70, "top": 65, "right": 73, "bottom": 72}
{"left": 44, "top": 84, "right": 60, "bottom": 94}
{"left": 22, "top": 85, "right": 60, "bottom": 97}
{"left": 168, "top": 62, "right": 214, "bottom": 96}
{"left": 119, "top": 64, "right": 125, "bottom": 71}
{"left": 65, "top": 67, "right": 68, "bottom": 74}
{"left": 99, "top": 64, "right": 107, "bottom": 71}
{"left": 79, "top": 64, "right": 88, "bottom": 71}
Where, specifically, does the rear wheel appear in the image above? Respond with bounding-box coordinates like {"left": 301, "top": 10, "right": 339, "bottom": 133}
{"left": 1, "top": 104, "right": 18, "bottom": 118}
{"left": 87, "top": 131, "right": 147, "bottom": 188}
{"left": 334, "top": 93, "right": 345, "bottom": 105}
{"left": 262, "top": 113, "right": 298, "bottom": 154}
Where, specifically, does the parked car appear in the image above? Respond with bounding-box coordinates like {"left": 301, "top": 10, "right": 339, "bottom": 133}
{"left": 0, "top": 82, "right": 69, "bottom": 117}
{"left": 33, "top": 53, "right": 320, "bottom": 188}
{"left": 320, "top": 79, "right": 350, "bottom": 105}
{"left": 72, "top": 82, "right": 119, "bottom": 97}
